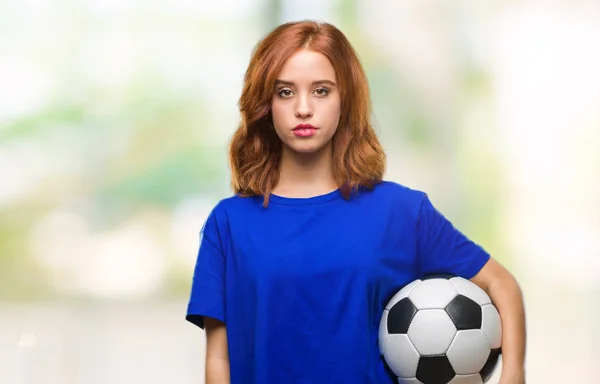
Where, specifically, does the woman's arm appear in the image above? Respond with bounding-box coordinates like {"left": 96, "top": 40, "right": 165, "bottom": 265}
{"left": 205, "top": 317, "right": 230, "bottom": 384}
{"left": 471, "top": 258, "right": 526, "bottom": 383}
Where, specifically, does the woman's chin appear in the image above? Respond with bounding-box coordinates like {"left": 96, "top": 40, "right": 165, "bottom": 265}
{"left": 285, "top": 142, "right": 330, "bottom": 156}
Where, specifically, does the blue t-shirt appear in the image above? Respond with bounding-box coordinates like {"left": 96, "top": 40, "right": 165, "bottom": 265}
{"left": 186, "top": 181, "right": 490, "bottom": 383}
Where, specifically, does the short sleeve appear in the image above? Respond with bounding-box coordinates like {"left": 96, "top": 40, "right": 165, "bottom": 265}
{"left": 416, "top": 193, "right": 490, "bottom": 279}
{"left": 185, "top": 209, "right": 226, "bottom": 329}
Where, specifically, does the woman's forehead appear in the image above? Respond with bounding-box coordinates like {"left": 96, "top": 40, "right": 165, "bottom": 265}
{"left": 277, "top": 49, "right": 337, "bottom": 83}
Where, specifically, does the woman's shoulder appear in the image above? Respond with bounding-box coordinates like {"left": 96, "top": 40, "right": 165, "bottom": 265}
{"left": 201, "top": 194, "right": 259, "bottom": 235}
{"left": 368, "top": 180, "right": 427, "bottom": 203}
{"left": 359, "top": 180, "right": 427, "bottom": 218}
{"left": 209, "top": 193, "right": 260, "bottom": 217}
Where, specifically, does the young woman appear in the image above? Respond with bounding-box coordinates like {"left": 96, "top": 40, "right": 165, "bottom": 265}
{"left": 186, "top": 20, "right": 526, "bottom": 384}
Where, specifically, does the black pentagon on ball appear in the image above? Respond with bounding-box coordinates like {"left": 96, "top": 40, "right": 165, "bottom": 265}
{"left": 480, "top": 348, "right": 502, "bottom": 382}
{"left": 445, "top": 294, "right": 482, "bottom": 330}
{"left": 421, "top": 273, "right": 456, "bottom": 280}
{"left": 416, "top": 355, "right": 455, "bottom": 384}
{"left": 387, "top": 297, "right": 417, "bottom": 334}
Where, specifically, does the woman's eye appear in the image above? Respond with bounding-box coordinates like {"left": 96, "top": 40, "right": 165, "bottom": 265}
{"left": 315, "top": 87, "right": 329, "bottom": 96}
{"left": 278, "top": 89, "right": 293, "bottom": 98}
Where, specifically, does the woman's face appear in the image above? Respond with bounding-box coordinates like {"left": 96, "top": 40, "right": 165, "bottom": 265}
{"left": 271, "top": 49, "right": 341, "bottom": 156}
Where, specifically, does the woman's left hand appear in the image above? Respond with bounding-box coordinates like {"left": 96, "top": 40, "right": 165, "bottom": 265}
{"left": 498, "top": 368, "right": 525, "bottom": 384}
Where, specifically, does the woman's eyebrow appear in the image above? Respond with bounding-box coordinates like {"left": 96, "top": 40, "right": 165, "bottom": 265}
{"left": 274, "top": 79, "right": 337, "bottom": 86}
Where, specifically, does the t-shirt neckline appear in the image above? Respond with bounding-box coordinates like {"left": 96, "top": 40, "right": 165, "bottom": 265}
{"left": 268, "top": 188, "right": 342, "bottom": 206}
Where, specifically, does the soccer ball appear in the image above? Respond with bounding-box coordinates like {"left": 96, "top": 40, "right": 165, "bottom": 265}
{"left": 379, "top": 275, "right": 502, "bottom": 384}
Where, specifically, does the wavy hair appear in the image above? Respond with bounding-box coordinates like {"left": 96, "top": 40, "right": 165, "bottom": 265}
{"left": 228, "top": 20, "right": 386, "bottom": 206}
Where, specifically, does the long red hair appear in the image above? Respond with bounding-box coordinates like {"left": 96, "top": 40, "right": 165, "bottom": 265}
{"left": 229, "top": 20, "right": 386, "bottom": 206}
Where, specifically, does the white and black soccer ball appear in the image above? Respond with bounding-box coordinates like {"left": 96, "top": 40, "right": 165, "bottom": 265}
{"left": 379, "top": 275, "right": 502, "bottom": 384}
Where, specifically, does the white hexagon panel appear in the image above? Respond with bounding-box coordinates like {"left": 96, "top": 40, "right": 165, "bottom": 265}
{"left": 481, "top": 304, "right": 502, "bottom": 349}
{"left": 408, "top": 279, "right": 458, "bottom": 309}
{"left": 407, "top": 309, "right": 456, "bottom": 355}
{"left": 381, "top": 333, "right": 420, "bottom": 378}
{"left": 448, "top": 374, "right": 484, "bottom": 384}
{"left": 398, "top": 378, "right": 423, "bottom": 384}
{"left": 446, "top": 330, "right": 491, "bottom": 374}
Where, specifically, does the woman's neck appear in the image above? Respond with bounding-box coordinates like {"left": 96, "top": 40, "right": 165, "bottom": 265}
{"left": 272, "top": 145, "right": 338, "bottom": 198}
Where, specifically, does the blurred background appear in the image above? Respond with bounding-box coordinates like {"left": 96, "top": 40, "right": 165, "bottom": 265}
{"left": 1, "top": 0, "right": 598, "bottom": 383}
